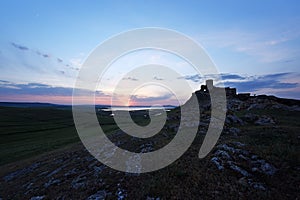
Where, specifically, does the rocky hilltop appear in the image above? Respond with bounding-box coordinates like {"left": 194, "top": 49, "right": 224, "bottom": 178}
{"left": 0, "top": 82, "right": 299, "bottom": 199}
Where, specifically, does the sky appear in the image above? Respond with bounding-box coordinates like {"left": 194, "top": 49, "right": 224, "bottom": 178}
{"left": 0, "top": 0, "right": 300, "bottom": 105}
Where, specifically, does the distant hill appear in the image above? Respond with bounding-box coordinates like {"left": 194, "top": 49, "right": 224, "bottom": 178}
{"left": 0, "top": 102, "right": 65, "bottom": 108}
{"left": 0, "top": 102, "right": 177, "bottom": 109}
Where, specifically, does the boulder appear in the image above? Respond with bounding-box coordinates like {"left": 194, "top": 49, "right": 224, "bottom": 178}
{"left": 254, "top": 115, "right": 275, "bottom": 126}
{"left": 226, "top": 114, "right": 244, "bottom": 125}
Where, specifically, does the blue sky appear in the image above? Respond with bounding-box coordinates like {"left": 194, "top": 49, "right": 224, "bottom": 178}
{"left": 0, "top": 0, "right": 300, "bottom": 104}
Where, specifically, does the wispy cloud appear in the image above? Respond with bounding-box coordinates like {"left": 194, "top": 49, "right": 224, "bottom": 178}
{"left": 10, "top": 41, "right": 78, "bottom": 71}
{"left": 222, "top": 73, "right": 298, "bottom": 92}
{"left": 0, "top": 81, "right": 73, "bottom": 96}
{"left": 199, "top": 28, "right": 300, "bottom": 63}
{"left": 0, "top": 80, "right": 113, "bottom": 104}
{"left": 178, "top": 73, "right": 246, "bottom": 83}
{"left": 122, "top": 77, "right": 138, "bottom": 81}
{"left": 0, "top": 80, "right": 113, "bottom": 96}
{"left": 11, "top": 42, "right": 29, "bottom": 51}
{"left": 153, "top": 76, "right": 164, "bottom": 81}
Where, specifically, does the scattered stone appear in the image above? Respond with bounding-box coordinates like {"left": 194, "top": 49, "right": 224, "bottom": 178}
{"left": 227, "top": 161, "right": 249, "bottom": 177}
{"left": 214, "top": 150, "right": 231, "bottom": 160}
{"left": 238, "top": 154, "right": 248, "bottom": 161}
{"left": 44, "top": 179, "right": 61, "bottom": 188}
{"left": 87, "top": 190, "right": 107, "bottom": 200}
{"left": 251, "top": 159, "right": 277, "bottom": 175}
{"left": 217, "top": 144, "right": 237, "bottom": 154}
{"left": 226, "top": 114, "right": 244, "bottom": 125}
{"left": 214, "top": 143, "right": 276, "bottom": 176}
{"left": 71, "top": 175, "right": 87, "bottom": 189}
{"left": 140, "top": 143, "right": 154, "bottom": 153}
{"left": 146, "top": 196, "right": 161, "bottom": 200}
{"left": 47, "top": 166, "right": 65, "bottom": 178}
{"left": 116, "top": 183, "right": 126, "bottom": 200}
{"left": 260, "top": 162, "right": 277, "bottom": 175}
{"left": 215, "top": 144, "right": 249, "bottom": 157}
{"left": 3, "top": 163, "right": 40, "bottom": 182}
{"left": 38, "top": 171, "right": 49, "bottom": 177}
{"left": 93, "top": 165, "right": 106, "bottom": 176}
{"left": 23, "top": 182, "right": 33, "bottom": 190}
{"left": 30, "top": 196, "right": 45, "bottom": 200}
{"left": 211, "top": 157, "right": 224, "bottom": 170}
{"left": 254, "top": 115, "right": 275, "bottom": 126}
{"left": 64, "top": 168, "right": 78, "bottom": 176}
{"left": 232, "top": 142, "right": 246, "bottom": 147}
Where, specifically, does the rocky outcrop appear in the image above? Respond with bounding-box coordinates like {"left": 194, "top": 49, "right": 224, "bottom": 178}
{"left": 254, "top": 115, "right": 276, "bottom": 126}
{"left": 211, "top": 142, "right": 277, "bottom": 191}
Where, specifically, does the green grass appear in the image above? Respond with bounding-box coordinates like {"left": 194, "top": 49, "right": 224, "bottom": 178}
{"left": 0, "top": 106, "right": 80, "bottom": 165}
{"left": 236, "top": 108, "right": 300, "bottom": 166}
{"left": 1, "top": 104, "right": 299, "bottom": 171}
{"left": 0, "top": 107, "right": 154, "bottom": 166}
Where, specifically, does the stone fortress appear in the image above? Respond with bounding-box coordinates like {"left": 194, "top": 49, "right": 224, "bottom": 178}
{"left": 195, "top": 79, "right": 250, "bottom": 100}
{"left": 193, "top": 79, "right": 300, "bottom": 108}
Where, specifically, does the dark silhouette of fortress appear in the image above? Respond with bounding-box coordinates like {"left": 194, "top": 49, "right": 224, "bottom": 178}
{"left": 190, "top": 79, "right": 300, "bottom": 108}
{"left": 195, "top": 79, "right": 250, "bottom": 100}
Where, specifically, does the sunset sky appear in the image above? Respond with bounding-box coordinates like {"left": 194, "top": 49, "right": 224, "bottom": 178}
{"left": 0, "top": 0, "right": 300, "bottom": 105}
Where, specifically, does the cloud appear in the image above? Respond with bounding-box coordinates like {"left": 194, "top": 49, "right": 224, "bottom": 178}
{"left": 122, "top": 77, "right": 138, "bottom": 81}
{"left": 179, "top": 72, "right": 299, "bottom": 96}
{"left": 153, "top": 76, "right": 164, "bottom": 81}
{"left": 10, "top": 42, "right": 70, "bottom": 68}
{"left": 178, "top": 73, "right": 245, "bottom": 83}
{"left": 42, "top": 54, "right": 50, "bottom": 58}
{"left": 199, "top": 28, "right": 300, "bottom": 63}
{"left": 11, "top": 42, "right": 29, "bottom": 51}
{"left": 220, "top": 74, "right": 245, "bottom": 80}
{"left": 0, "top": 80, "right": 10, "bottom": 83}
{"left": 0, "top": 80, "right": 120, "bottom": 104}
{"left": 282, "top": 59, "right": 295, "bottom": 63}
{"left": 260, "top": 72, "right": 291, "bottom": 79}
{"left": 222, "top": 73, "right": 298, "bottom": 92}
{"left": 35, "top": 50, "right": 50, "bottom": 58}
{"left": 0, "top": 81, "right": 109, "bottom": 97}
{"left": 178, "top": 74, "right": 203, "bottom": 83}
{"left": 0, "top": 81, "right": 72, "bottom": 96}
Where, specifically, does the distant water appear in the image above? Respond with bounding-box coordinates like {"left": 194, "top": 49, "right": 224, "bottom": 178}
{"left": 101, "top": 106, "right": 176, "bottom": 111}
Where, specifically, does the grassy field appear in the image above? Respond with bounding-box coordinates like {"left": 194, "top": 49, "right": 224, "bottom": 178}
{"left": 0, "top": 106, "right": 153, "bottom": 166}
{"left": 235, "top": 109, "right": 300, "bottom": 167}
{"left": 0, "top": 106, "right": 80, "bottom": 165}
